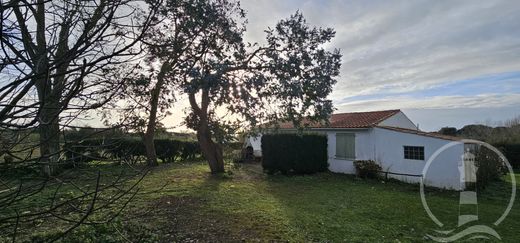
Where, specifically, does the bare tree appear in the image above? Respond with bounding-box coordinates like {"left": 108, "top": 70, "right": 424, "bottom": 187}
{"left": 0, "top": 0, "right": 161, "bottom": 241}
{"left": 0, "top": 0, "right": 157, "bottom": 175}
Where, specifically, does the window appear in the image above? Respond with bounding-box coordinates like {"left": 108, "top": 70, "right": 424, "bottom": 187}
{"left": 336, "top": 133, "right": 355, "bottom": 159}
{"left": 404, "top": 146, "right": 424, "bottom": 160}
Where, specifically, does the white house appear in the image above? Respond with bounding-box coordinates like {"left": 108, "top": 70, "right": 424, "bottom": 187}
{"left": 246, "top": 109, "right": 471, "bottom": 190}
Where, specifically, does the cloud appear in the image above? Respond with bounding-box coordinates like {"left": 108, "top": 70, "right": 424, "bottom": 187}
{"left": 73, "top": 1, "right": 520, "bottom": 131}
{"left": 336, "top": 93, "right": 520, "bottom": 112}
{"left": 241, "top": 0, "right": 520, "bottom": 105}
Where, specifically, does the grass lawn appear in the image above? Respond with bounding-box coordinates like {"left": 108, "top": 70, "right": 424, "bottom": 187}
{"left": 3, "top": 161, "right": 519, "bottom": 242}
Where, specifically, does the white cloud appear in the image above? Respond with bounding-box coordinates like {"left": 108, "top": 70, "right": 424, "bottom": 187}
{"left": 335, "top": 93, "right": 520, "bottom": 112}
{"left": 241, "top": 0, "right": 520, "bottom": 103}
{"left": 70, "top": 1, "right": 520, "bottom": 131}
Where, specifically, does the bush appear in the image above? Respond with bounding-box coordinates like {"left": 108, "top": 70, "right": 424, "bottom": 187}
{"left": 63, "top": 139, "right": 104, "bottom": 167}
{"left": 180, "top": 141, "right": 201, "bottom": 160}
{"left": 474, "top": 146, "right": 508, "bottom": 189}
{"left": 64, "top": 139, "right": 201, "bottom": 165}
{"left": 94, "top": 139, "right": 152, "bottom": 163}
{"left": 353, "top": 160, "right": 382, "bottom": 179}
{"left": 493, "top": 143, "right": 520, "bottom": 169}
{"left": 155, "top": 139, "right": 183, "bottom": 163}
{"left": 261, "top": 134, "right": 328, "bottom": 175}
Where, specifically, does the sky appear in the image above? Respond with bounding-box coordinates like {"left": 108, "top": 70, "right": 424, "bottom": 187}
{"left": 78, "top": 0, "right": 520, "bottom": 132}
{"left": 234, "top": 0, "right": 520, "bottom": 131}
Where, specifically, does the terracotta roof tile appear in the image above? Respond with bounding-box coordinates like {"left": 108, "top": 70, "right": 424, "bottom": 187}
{"left": 278, "top": 109, "right": 401, "bottom": 129}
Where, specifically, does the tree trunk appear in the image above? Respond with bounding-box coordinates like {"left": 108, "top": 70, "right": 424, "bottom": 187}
{"left": 38, "top": 101, "right": 61, "bottom": 176}
{"left": 143, "top": 86, "right": 160, "bottom": 166}
{"left": 143, "top": 63, "right": 171, "bottom": 167}
{"left": 188, "top": 89, "right": 224, "bottom": 173}
{"left": 197, "top": 123, "right": 225, "bottom": 174}
{"left": 143, "top": 125, "right": 158, "bottom": 167}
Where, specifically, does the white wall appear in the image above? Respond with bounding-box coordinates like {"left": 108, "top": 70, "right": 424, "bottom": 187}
{"left": 248, "top": 126, "right": 464, "bottom": 190}
{"left": 372, "top": 127, "right": 464, "bottom": 190}
{"left": 326, "top": 129, "right": 374, "bottom": 174}
{"left": 245, "top": 135, "right": 262, "bottom": 157}
{"left": 379, "top": 111, "right": 418, "bottom": 130}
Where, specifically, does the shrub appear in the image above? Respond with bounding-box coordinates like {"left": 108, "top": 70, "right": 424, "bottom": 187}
{"left": 155, "top": 139, "right": 183, "bottom": 163}
{"left": 64, "top": 138, "right": 201, "bottom": 165}
{"left": 103, "top": 139, "right": 150, "bottom": 163}
{"left": 180, "top": 141, "right": 201, "bottom": 160}
{"left": 474, "top": 146, "right": 508, "bottom": 189}
{"left": 261, "top": 134, "right": 328, "bottom": 175}
{"left": 63, "top": 140, "right": 104, "bottom": 167}
{"left": 353, "top": 160, "right": 382, "bottom": 179}
{"left": 493, "top": 143, "right": 520, "bottom": 169}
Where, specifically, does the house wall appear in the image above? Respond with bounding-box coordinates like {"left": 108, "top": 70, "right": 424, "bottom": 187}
{"left": 247, "top": 126, "right": 464, "bottom": 190}
{"left": 378, "top": 111, "right": 418, "bottom": 130}
{"left": 372, "top": 127, "right": 464, "bottom": 190}
{"left": 245, "top": 135, "right": 262, "bottom": 157}
{"left": 325, "top": 129, "right": 374, "bottom": 174}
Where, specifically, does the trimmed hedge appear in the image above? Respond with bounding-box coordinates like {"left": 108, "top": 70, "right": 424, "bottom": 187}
{"left": 261, "top": 134, "right": 328, "bottom": 174}
{"left": 63, "top": 138, "right": 201, "bottom": 165}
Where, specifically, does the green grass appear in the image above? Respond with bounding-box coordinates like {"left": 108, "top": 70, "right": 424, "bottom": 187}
{"left": 2, "top": 162, "right": 519, "bottom": 242}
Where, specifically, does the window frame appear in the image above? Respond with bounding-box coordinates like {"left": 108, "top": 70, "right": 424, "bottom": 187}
{"left": 335, "top": 133, "right": 356, "bottom": 160}
{"left": 403, "top": 145, "right": 425, "bottom": 160}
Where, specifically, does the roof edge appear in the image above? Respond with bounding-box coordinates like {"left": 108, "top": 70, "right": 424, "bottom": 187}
{"left": 376, "top": 125, "right": 462, "bottom": 141}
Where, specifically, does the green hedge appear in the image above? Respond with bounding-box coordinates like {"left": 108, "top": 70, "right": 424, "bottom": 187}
{"left": 493, "top": 143, "right": 520, "bottom": 169}
{"left": 261, "top": 134, "right": 328, "bottom": 174}
{"left": 63, "top": 138, "right": 200, "bottom": 165}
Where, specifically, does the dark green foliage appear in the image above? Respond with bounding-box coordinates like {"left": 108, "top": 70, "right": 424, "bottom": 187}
{"left": 179, "top": 141, "right": 201, "bottom": 161}
{"left": 63, "top": 139, "right": 104, "bottom": 167}
{"left": 437, "top": 123, "right": 520, "bottom": 168}
{"left": 261, "top": 134, "right": 328, "bottom": 175}
{"left": 456, "top": 125, "right": 494, "bottom": 141}
{"left": 438, "top": 127, "right": 457, "bottom": 136}
{"left": 493, "top": 143, "right": 520, "bottom": 169}
{"left": 353, "top": 160, "right": 382, "bottom": 179}
{"left": 143, "top": 1, "right": 341, "bottom": 173}
{"left": 155, "top": 139, "right": 182, "bottom": 163}
{"left": 455, "top": 124, "right": 520, "bottom": 144}
{"left": 474, "top": 146, "right": 508, "bottom": 189}
{"left": 63, "top": 139, "right": 201, "bottom": 165}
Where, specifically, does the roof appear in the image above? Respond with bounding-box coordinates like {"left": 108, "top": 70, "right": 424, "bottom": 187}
{"left": 377, "top": 126, "right": 462, "bottom": 141}
{"left": 277, "top": 109, "right": 401, "bottom": 129}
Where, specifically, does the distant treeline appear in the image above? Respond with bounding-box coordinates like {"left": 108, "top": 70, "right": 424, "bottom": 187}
{"left": 63, "top": 127, "right": 197, "bottom": 142}
{"left": 64, "top": 139, "right": 201, "bottom": 166}
{"left": 0, "top": 127, "right": 197, "bottom": 145}
{"left": 438, "top": 124, "right": 520, "bottom": 168}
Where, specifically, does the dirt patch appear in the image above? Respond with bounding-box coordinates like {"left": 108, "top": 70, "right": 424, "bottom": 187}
{"left": 231, "top": 162, "right": 266, "bottom": 182}
{"left": 134, "top": 195, "right": 264, "bottom": 242}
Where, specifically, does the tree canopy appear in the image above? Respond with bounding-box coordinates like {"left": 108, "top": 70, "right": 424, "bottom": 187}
{"left": 133, "top": 0, "right": 342, "bottom": 172}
